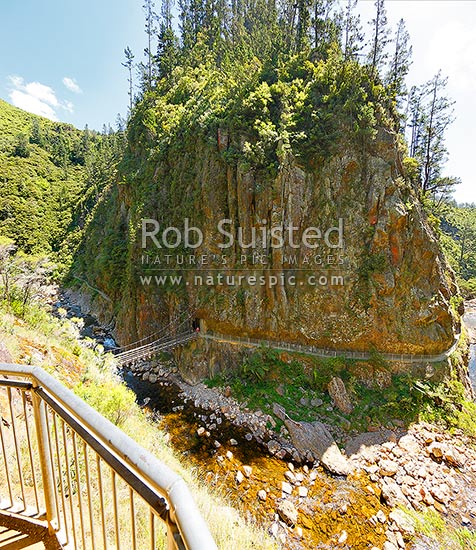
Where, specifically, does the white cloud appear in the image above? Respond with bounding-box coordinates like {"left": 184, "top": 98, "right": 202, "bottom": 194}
{"left": 7, "top": 75, "right": 74, "bottom": 120}
{"left": 9, "top": 75, "right": 24, "bottom": 89}
{"left": 63, "top": 77, "right": 82, "bottom": 94}
{"left": 9, "top": 89, "right": 58, "bottom": 120}
{"left": 24, "top": 81, "right": 59, "bottom": 107}
{"left": 63, "top": 100, "right": 74, "bottom": 113}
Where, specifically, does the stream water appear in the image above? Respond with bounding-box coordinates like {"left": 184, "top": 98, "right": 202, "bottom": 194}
{"left": 54, "top": 294, "right": 390, "bottom": 550}
{"left": 122, "top": 372, "right": 387, "bottom": 550}
{"left": 462, "top": 311, "right": 476, "bottom": 391}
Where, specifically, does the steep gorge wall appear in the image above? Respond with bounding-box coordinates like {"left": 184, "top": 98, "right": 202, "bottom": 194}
{"left": 74, "top": 122, "right": 459, "bottom": 368}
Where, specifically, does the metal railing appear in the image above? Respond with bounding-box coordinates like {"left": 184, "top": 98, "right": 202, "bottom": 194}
{"left": 202, "top": 332, "right": 461, "bottom": 364}
{"left": 0, "top": 363, "right": 217, "bottom": 550}
{"left": 115, "top": 333, "right": 197, "bottom": 367}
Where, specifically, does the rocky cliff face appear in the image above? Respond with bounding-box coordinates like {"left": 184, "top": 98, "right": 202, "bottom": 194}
{"left": 70, "top": 60, "right": 462, "bottom": 383}
{"left": 79, "top": 124, "right": 458, "bottom": 365}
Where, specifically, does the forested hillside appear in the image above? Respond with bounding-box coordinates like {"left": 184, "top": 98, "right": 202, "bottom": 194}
{"left": 438, "top": 202, "right": 476, "bottom": 298}
{"left": 0, "top": 99, "right": 124, "bottom": 266}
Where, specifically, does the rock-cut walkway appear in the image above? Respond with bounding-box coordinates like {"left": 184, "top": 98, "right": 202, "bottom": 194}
{"left": 201, "top": 332, "right": 461, "bottom": 364}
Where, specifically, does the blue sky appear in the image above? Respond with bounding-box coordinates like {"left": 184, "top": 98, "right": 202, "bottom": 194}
{"left": 0, "top": 0, "right": 145, "bottom": 129}
{"left": 0, "top": 0, "right": 475, "bottom": 202}
{"left": 359, "top": 0, "right": 476, "bottom": 204}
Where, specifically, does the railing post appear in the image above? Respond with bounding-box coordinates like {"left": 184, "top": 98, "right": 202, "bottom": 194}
{"left": 31, "top": 389, "right": 58, "bottom": 534}
{"left": 167, "top": 521, "right": 183, "bottom": 550}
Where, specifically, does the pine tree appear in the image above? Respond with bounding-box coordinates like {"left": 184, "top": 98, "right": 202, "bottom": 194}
{"left": 386, "top": 18, "right": 412, "bottom": 100}
{"left": 296, "top": 0, "right": 312, "bottom": 51}
{"left": 342, "top": 0, "right": 363, "bottom": 62}
{"left": 30, "top": 119, "right": 45, "bottom": 147}
{"left": 204, "top": 0, "right": 230, "bottom": 61}
{"left": 13, "top": 133, "right": 31, "bottom": 158}
{"left": 408, "top": 85, "right": 423, "bottom": 158}
{"left": 190, "top": 0, "right": 206, "bottom": 42}
{"left": 157, "top": 0, "right": 179, "bottom": 77}
{"left": 420, "top": 71, "right": 455, "bottom": 195}
{"left": 143, "top": 0, "right": 159, "bottom": 89}
{"left": 280, "top": 0, "right": 297, "bottom": 51}
{"left": 230, "top": 0, "right": 244, "bottom": 46}
{"left": 309, "top": 0, "right": 341, "bottom": 58}
{"left": 51, "top": 129, "right": 68, "bottom": 169}
{"left": 408, "top": 72, "right": 458, "bottom": 198}
{"left": 367, "top": 0, "right": 391, "bottom": 79}
{"left": 179, "top": 0, "right": 194, "bottom": 52}
{"left": 122, "top": 47, "right": 135, "bottom": 113}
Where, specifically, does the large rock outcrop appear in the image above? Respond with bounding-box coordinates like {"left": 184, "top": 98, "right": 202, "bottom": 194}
{"left": 72, "top": 81, "right": 460, "bottom": 381}
{"left": 113, "top": 129, "right": 457, "bottom": 355}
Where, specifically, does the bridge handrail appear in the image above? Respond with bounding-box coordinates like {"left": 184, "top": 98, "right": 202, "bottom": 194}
{"left": 201, "top": 332, "right": 460, "bottom": 364}
{"left": 116, "top": 331, "right": 196, "bottom": 358}
{"left": 111, "top": 313, "right": 194, "bottom": 354}
{"left": 115, "top": 332, "right": 197, "bottom": 365}
{"left": 0, "top": 363, "right": 217, "bottom": 550}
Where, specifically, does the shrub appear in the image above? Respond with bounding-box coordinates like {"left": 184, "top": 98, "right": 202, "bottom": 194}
{"left": 241, "top": 347, "right": 275, "bottom": 382}
{"left": 75, "top": 380, "right": 137, "bottom": 428}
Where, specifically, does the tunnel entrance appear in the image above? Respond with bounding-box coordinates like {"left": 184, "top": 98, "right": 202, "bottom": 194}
{"left": 192, "top": 318, "right": 201, "bottom": 331}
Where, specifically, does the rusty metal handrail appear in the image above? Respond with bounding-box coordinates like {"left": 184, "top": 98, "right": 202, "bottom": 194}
{"left": 0, "top": 363, "right": 217, "bottom": 550}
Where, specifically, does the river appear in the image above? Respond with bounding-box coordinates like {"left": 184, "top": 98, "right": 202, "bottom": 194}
{"left": 48, "top": 284, "right": 476, "bottom": 550}
{"left": 462, "top": 307, "right": 476, "bottom": 391}
{"left": 55, "top": 292, "right": 389, "bottom": 550}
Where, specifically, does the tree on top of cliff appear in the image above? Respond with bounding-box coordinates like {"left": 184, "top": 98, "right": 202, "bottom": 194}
{"left": 407, "top": 71, "right": 458, "bottom": 201}
{"left": 121, "top": 0, "right": 459, "bottom": 201}
{"left": 342, "top": 0, "right": 364, "bottom": 63}
{"left": 386, "top": 18, "right": 412, "bottom": 104}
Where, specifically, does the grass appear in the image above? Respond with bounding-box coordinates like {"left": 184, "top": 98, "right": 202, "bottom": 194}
{"left": 205, "top": 346, "right": 354, "bottom": 432}
{"left": 0, "top": 299, "right": 277, "bottom": 550}
{"left": 205, "top": 345, "right": 476, "bottom": 439}
{"left": 402, "top": 508, "right": 476, "bottom": 550}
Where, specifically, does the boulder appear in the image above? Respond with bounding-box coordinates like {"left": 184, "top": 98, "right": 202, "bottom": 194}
{"left": 277, "top": 500, "right": 298, "bottom": 526}
{"left": 380, "top": 479, "right": 409, "bottom": 507}
{"left": 243, "top": 465, "right": 252, "bottom": 478}
{"left": 430, "top": 483, "right": 450, "bottom": 504}
{"left": 327, "top": 377, "right": 353, "bottom": 414}
{"left": 267, "top": 440, "right": 281, "bottom": 455}
{"left": 282, "top": 481, "right": 293, "bottom": 495}
{"left": 273, "top": 402, "right": 286, "bottom": 421}
{"left": 389, "top": 509, "right": 415, "bottom": 535}
{"left": 338, "top": 531, "right": 348, "bottom": 544}
{"left": 379, "top": 459, "right": 399, "bottom": 477}
{"left": 428, "top": 442, "right": 444, "bottom": 459}
{"left": 397, "top": 434, "right": 421, "bottom": 454}
{"left": 284, "top": 471, "right": 296, "bottom": 482}
{"left": 285, "top": 419, "right": 351, "bottom": 476}
{"left": 442, "top": 447, "right": 465, "bottom": 467}
{"left": 345, "top": 429, "right": 395, "bottom": 460}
